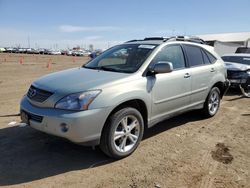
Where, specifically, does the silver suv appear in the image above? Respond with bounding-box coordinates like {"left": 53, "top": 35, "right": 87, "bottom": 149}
{"left": 20, "top": 36, "right": 229, "bottom": 158}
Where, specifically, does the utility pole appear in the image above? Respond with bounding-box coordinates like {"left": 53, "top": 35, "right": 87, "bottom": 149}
{"left": 28, "top": 35, "right": 30, "bottom": 48}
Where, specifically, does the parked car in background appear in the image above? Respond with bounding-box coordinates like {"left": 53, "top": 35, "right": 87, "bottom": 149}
{"left": 222, "top": 53, "right": 250, "bottom": 96}
{"left": 66, "top": 50, "right": 72, "bottom": 56}
{"left": 48, "top": 50, "right": 61, "bottom": 55}
{"left": 26, "top": 48, "right": 39, "bottom": 54}
{"left": 72, "top": 50, "right": 83, "bottom": 56}
{"left": 0, "top": 47, "right": 6, "bottom": 52}
{"left": 43, "top": 49, "right": 50, "bottom": 55}
{"left": 12, "top": 48, "right": 19, "bottom": 53}
{"left": 235, "top": 47, "right": 250, "bottom": 54}
{"left": 5, "top": 47, "right": 14, "bottom": 53}
{"left": 61, "top": 50, "right": 68, "bottom": 55}
{"left": 18, "top": 48, "right": 28, "bottom": 53}
{"left": 20, "top": 36, "right": 229, "bottom": 159}
{"left": 38, "top": 48, "right": 46, "bottom": 54}
{"left": 83, "top": 50, "right": 91, "bottom": 56}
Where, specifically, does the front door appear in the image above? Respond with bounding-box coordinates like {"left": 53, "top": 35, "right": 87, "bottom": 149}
{"left": 150, "top": 45, "right": 192, "bottom": 121}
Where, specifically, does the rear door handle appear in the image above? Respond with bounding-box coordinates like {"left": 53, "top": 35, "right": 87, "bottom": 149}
{"left": 184, "top": 73, "right": 191, "bottom": 78}
{"left": 210, "top": 68, "right": 215, "bottom": 72}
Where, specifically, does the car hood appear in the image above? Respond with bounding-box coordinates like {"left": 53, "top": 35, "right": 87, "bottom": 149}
{"left": 225, "top": 62, "right": 250, "bottom": 71}
{"left": 33, "top": 67, "right": 130, "bottom": 94}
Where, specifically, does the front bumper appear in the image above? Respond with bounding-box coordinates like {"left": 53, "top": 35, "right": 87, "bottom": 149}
{"left": 20, "top": 96, "right": 112, "bottom": 145}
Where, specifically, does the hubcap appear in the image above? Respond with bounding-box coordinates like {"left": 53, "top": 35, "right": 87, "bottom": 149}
{"left": 113, "top": 115, "right": 140, "bottom": 153}
{"left": 208, "top": 90, "right": 220, "bottom": 115}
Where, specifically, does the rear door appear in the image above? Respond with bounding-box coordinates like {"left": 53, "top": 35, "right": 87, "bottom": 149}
{"left": 183, "top": 44, "right": 217, "bottom": 105}
{"left": 150, "top": 44, "right": 192, "bottom": 120}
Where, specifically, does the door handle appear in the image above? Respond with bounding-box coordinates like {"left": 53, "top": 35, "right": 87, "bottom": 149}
{"left": 210, "top": 68, "right": 215, "bottom": 72}
{"left": 184, "top": 73, "right": 191, "bottom": 78}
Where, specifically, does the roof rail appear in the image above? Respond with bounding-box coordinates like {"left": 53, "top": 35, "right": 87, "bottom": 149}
{"left": 125, "top": 36, "right": 206, "bottom": 44}
{"left": 125, "top": 39, "right": 143, "bottom": 43}
{"left": 144, "top": 37, "right": 165, "bottom": 41}
{"left": 166, "top": 36, "right": 206, "bottom": 44}
{"left": 125, "top": 37, "right": 167, "bottom": 43}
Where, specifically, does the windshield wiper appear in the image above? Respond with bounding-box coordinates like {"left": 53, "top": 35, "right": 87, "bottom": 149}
{"left": 83, "top": 65, "right": 122, "bottom": 72}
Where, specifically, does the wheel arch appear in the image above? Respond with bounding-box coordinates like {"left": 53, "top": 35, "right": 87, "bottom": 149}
{"left": 101, "top": 99, "right": 148, "bottom": 136}
{"left": 211, "top": 81, "right": 226, "bottom": 98}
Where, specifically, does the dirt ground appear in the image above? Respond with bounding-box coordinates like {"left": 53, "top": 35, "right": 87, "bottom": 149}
{"left": 0, "top": 53, "right": 249, "bottom": 188}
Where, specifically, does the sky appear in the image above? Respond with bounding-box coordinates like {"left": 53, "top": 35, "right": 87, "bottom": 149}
{"left": 0, "top": 0, "right": 250, "bottom": 49}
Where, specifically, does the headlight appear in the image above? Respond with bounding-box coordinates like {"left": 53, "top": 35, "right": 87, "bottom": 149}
{"left": 247, "top": 70, "right": 250, "bottom": 75}
{"left": 55, "top": 90, "right": 101, "bottom": 111}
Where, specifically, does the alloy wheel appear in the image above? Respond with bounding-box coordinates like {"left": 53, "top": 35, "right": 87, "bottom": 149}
{"left": 113, "top": 115, "right": 140, "bottom": 153}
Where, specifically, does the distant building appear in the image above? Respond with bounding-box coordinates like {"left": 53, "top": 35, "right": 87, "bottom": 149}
{"left": 197, "top": 32, "right": 250, "bottom": 55}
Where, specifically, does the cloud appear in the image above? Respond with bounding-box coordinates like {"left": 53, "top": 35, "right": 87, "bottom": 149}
{"left": 59, "top": 25, "right": 120, "bottom": 33}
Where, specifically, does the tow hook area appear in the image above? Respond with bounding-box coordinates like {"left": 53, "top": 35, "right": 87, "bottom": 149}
{"left": 223, "top": 79, "right": 231, "bottom": 96}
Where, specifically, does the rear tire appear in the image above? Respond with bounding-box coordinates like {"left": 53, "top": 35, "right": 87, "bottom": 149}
{"left": 202, "top": 87, "right": 221, "bottom": 117}
{"left": 100, "top": 107, "right": 144, "bottom": 159}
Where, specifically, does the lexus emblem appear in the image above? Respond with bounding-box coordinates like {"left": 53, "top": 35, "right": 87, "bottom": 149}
{"left": 29, "top": 88, "right": 37, "bottom": 98}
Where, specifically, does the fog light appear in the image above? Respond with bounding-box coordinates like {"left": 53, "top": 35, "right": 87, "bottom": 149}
{"left": 60, "top": 123, "right": 69, "bottom": 133}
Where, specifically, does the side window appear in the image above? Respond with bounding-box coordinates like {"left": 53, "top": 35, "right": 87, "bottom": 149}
{"left": 201, "top": 49, "right": 211, "bottom": 64}
{"left": 153, "top": 45, "right": 186, "bottom": 69}
{"left": 204, "top": 50, "right": 217, "bottom": 63}
{"left": 184, "top": 45, "right": 203, "bottom": 67}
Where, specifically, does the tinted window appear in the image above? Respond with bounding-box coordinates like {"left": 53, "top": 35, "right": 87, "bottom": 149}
{"left": 153, "top": 45, "right": 186, "bottom": 69}
{"left": 184, "top": 45, "right": 204, "bottom": 67}
{"left": 205, "top": 50, "right": 217, "bottom": 63}
{"left": 201, "top": 49, "right": 211, "bottom": 64}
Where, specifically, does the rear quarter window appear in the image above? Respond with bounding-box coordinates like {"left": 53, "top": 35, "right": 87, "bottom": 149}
{"left": 204, "top": 50, "right": 217, "bottom": 63}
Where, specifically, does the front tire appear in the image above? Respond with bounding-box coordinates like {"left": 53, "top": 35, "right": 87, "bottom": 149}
{"left": 203, "top": 87, "right": 221, "bottom": 117}
{"left": 100, "top": 107, "right": 144, "bottom": 159}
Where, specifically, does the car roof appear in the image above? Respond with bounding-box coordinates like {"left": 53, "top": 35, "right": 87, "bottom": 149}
{"left": 222, "top": 53, "right": 250, "bottom": 57}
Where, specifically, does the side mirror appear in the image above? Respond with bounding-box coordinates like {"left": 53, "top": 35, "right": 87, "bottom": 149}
{"left": 150, "top": 61, "right": 173, "bottom": 74}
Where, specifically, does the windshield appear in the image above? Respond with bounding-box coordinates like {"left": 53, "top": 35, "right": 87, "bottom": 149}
{"left": 222, "top": 56, "right": 250, "bottom": 65}
{"left": 83, "top": 44, "right": 157, "bottom": 73}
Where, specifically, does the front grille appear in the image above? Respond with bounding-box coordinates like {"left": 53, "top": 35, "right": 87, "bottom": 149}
{"left": 27, "top": 85, "right": 53, "bottom": 103}
{"left": 22, "top": 110, "right": 43, "bottom": 123}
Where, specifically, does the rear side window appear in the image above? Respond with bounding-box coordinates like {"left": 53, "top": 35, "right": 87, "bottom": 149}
{"left": 201, "top": 50, "right": 211, "bottom": 64}
{"left": 184, "top": 45, "right": 203, "bottom": 67}
{"left": 153, "top": 45, "right": 186, "bottom": 69}
{"left": 204, "top": 50, "right": 217, "bottom": 63}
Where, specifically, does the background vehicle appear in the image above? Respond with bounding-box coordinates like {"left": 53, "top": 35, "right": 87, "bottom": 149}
{"left": 26, "top": 48, "right": 39, "bottom": 54}
{"left": 222, "top": 54, "right": 250, "bottom": 96}
{"left": 20, "top": 36, "right": 228, "bottom": 159}
{"left": 0, "top": 47, "right": 6, "bottom": 52}
{"left": 235, "top": 47, "right": 250, "bottom": 54}
{"left": 66, "top": 50, "right": 73, "bottom": 56}
{"left": 72, "top": 50, "right": 91, "bottom": 56}
{"left": 48, "top": 50, "right": 61, "bottom": 55}
{"left": 18, "top": 48, "right": 28, "bottom": 53}
{"left": 5, "top": 47, "right": 14, "bottom": 53}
